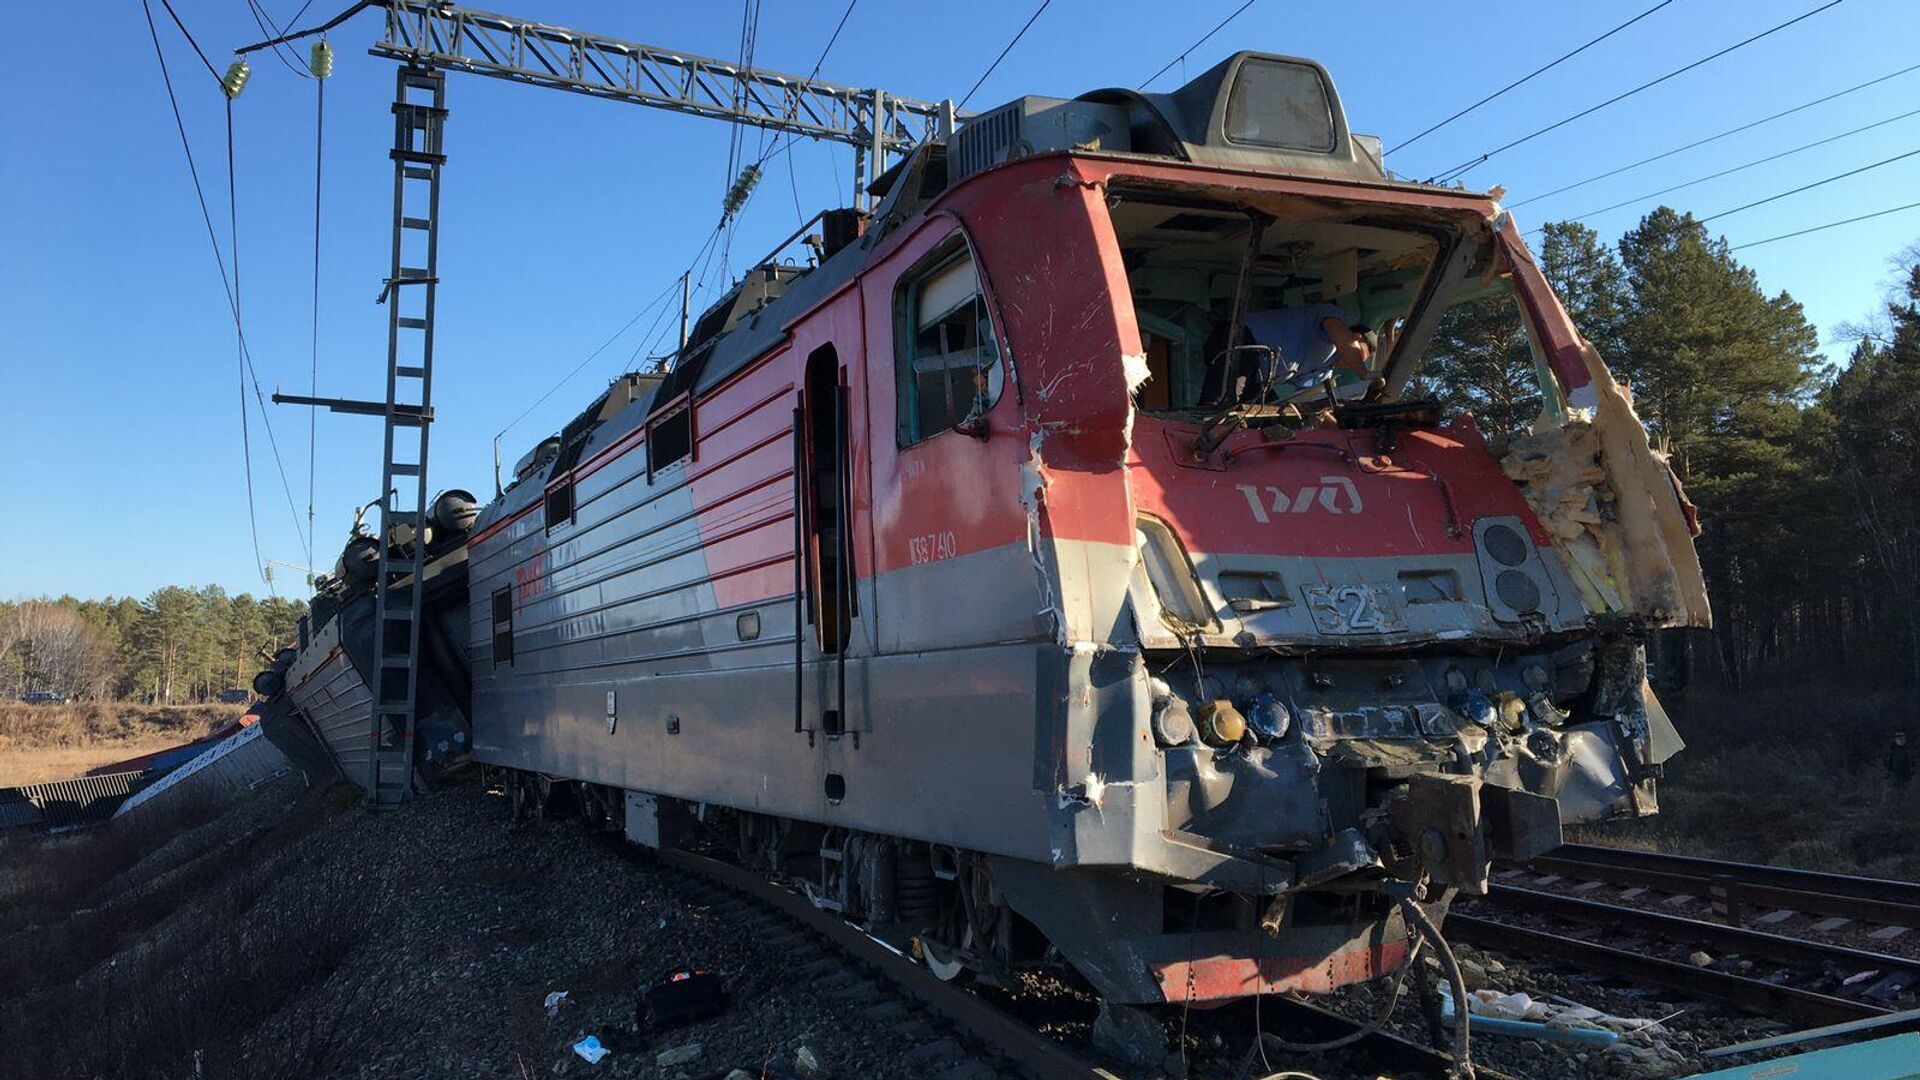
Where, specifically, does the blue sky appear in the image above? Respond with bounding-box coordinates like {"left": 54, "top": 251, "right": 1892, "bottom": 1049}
{"left": 5, "top": 0, "right": 1918, "bottom": 600}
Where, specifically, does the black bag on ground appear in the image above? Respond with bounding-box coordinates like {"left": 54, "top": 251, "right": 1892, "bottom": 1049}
{"left": 641, "top": 969, "right": 727, "bottom": 1030}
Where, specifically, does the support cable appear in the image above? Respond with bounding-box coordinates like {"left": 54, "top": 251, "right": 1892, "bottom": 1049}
{"left": 1425, "top": 0, "right": 1849, "bottom": 184}
{"left": 959, "top": 0, "right": 1052, "bottom": 111}
{"left": 1389, "top": 0, "right": 1675, "bottom": 155}
{"left": 243, "top": 0, "right": 312, "bottom": 78}
{"left": 492, "top": 269, "right": 692, "bottom": 444}
{"left": 226, "top": 93, "right": 313, "bottom": 569}
{"left": 1689, "top": 146, "right": 1920, "bottom": 229}
{"left": 144, "top": 0, "right": 312, "bottom": 577}
{"left": 309, "top": 44, "right": 328, "bottom": 561}
{"left": 1613, "top": 146, "right": 1920, "bottom": 250}
{"left": 1509, "top": 60, "right": 1920, "bottom": 209}
{"left": 719, "top": 0, "right": 765, "bottom": 280}
{"left": 1139, "top": 0, "right": 1258, "bottom": 90}
{"left": 228, "top": 97, "right": 268, "bottom": 591}
{"left": 1731, "top": 199, "right": 1920, "bottom": 250}
{"left": 1540, "top": 106, "right": 1920, "bottom": 229}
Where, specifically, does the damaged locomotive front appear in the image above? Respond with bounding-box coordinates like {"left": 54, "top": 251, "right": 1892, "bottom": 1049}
{"left": 992, "top": 142, "right": 1710, "bottom": 1002}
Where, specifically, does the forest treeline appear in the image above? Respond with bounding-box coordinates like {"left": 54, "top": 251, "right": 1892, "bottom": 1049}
{"left": 0, "top": 588, "right": 304, "bottom": 704}
{"left": 1421, "top": 207, "right": 1920, "bottom": 692}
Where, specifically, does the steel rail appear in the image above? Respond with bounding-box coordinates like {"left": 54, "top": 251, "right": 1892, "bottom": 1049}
{"left": 1519, "top": 852, "right": 1920, "bottom": 929}
{"left": 659, "top": 848, "right": 1106, "bottom": 1080}
{"left": 1546, "top": 844, "right": 1920, "bottom": 908}
{"left": 1481, "top": 884, "right": 1920, "bottom": 981}
{"left": 1446, "top": 914, "right": 1883, "bottom": 1027}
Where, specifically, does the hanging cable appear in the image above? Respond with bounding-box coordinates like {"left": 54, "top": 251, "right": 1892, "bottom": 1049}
{"left": 144, "top": 0, "right": 270, "bottom": 589}
{"left": 719, "top": 0, "right": 765, "bottom": 280}
{"left": 1510, "top": 60, "right": 1920, "bottom": 209}
{"left": 1604, "top": 146, "right": 1920, "bottom": 251}
{"left": 959, "top": 0, "right": 1053, "bottom": 110}
{"left": 143, "top": 0, "right": 312, "bottom": 575}
{"left": 156, "top": 0, "right": 221, "bottom": 80}
{"left": 242, "top": 0, "right": 312, "bottom": 78}
{"left": 492, "top": 268, "right": 695, "bottom": 445}
{"left": 1424, "top": 0, "right": 1850, "bottom": 184}
{"left": 226, "top": 98, "right": 313, "bottom": 570}
{"left": 749, "top": 0, "right": 861, "bottom": 224}
{"left": 1731, "top": 199, "right": 1920, "bottom": 250}
{"left": 308, "top": 39, "right": 332, "bottom": 556}
{"left": 1138, "top": 0, "right": 1258, "bottom": 90}
{"left": 1389, "top": 0, "right": 1675, "bottom": 155}
{"left": 228, "top": 96, "right": 268, "bottom": 590}
{"left": 1541, "top": 106, "right": 1920, "bottom": 229}
{"left": 1691, "top": 145, "right": 1920, "bottom": 228}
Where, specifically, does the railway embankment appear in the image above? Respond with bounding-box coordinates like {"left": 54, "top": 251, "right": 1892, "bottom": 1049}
{"left": 0, "top": 773, "right": 989, "bottom": 1080}
{"left": 5, "top": 764, "right": 1913, "bottom": 1080}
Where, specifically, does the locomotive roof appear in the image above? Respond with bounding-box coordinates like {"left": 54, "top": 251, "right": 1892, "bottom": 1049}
{"left": 516, "top": 51, "right": 1495, "bottom": 477}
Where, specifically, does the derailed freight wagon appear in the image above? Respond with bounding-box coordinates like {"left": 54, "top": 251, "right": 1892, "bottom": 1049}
{"left": 269, "top": 51, "right": 1710, "bottom": 1009}
{"left": 254, "top": 492, "right": 480, "bottom": 794}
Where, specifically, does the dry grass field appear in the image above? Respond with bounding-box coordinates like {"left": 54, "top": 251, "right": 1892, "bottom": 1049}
{"left": 0, "top": 702, "right": 241, "bottom": 786}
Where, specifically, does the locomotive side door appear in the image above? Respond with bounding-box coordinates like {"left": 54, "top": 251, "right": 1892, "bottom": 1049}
{"left": 795, "top": 339, "right": 861, "bottom": 740}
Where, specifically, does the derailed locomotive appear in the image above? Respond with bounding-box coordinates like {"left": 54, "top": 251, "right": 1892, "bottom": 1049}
{"left": 259, "top": 53, "right": 1709, "bottom": 1007}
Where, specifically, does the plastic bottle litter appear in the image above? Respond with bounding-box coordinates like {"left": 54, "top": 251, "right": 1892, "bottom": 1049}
{"left": 572, "top": 1035, "right": 609, "bottom": 1065}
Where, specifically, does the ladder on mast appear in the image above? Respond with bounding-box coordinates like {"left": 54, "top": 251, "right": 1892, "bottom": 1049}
{"left": 368, "top": 65, "right": 446, "bottom": 809}
{"left": 251, "top": 1, "right": 967, "bottom": 811}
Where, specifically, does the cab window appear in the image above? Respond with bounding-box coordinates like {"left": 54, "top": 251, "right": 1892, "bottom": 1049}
{"left": 896, "top": 243, "right": 1003, "bottom": 445}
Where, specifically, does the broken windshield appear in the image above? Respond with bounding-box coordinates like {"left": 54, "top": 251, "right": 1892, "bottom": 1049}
{"left": 1108, "top": 192, "right": 1445, "bottom": 419}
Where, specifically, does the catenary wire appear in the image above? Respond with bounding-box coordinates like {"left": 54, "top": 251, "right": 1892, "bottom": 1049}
{"left": 958, "top": 0, "right": 1053, "bottom": 111}
{"left": 1509, "top": 60, "right": 1920, "bottom": 209}
{"left": 228, "top": 96, "right": 269, "bottom": 590}
{"left": 1730, "top": 199, "right": 1920, "bottom": 250}
{"left": 145, "top": 0, "right": 313, "bottom": 573}
{"left": 1389, "top": 0, "right": 1676, "bottom": 155}
{"left": 156, "top": 0, "right": 220, "bottom": 80}
{"left": 243, "top": 0, "right": 313, "bottom": 78}
{"left": 1690, "top": 145, "right": 1920, "bottom": 228}
{"left": 1139, "top": 0, "right": 1258, "bottom": 90}
{"left": 144, "top": 0, "right": 269, "bottom": 587}
{"left": 1541, "top": 106, "right": 1920, "bottom": 229}
{"left": 719, "top": 0, "right": 764, "bottom": 280}
{"left": 1611, "top": 145, "right": 1920, "bottom": 250}
{"left": 227, "top": 100, "right": 314, "bottom": 574}
{"left": 309, "top": 50, "right": 326, "bottom": 558}
{"left": 1424, "top": 0, "right": 1849, "bottom": 184}
{"left": 493, "top": 270, "right": 692, "bottom": 443}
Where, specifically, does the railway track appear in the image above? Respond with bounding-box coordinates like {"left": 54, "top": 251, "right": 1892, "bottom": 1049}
{"left": 1522, "top": 844, "right": 1920, "bottom": 934}
{"left": 1449, "top": 849, "right": 1920, "bottom": 1028}
{"left": 659, "top": 844, "right": 1508, "bottom": 1079}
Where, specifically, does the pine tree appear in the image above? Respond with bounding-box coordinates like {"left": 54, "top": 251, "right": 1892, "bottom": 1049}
{"left": 1823, "top": 261, "right": 1920, "bottom": 691}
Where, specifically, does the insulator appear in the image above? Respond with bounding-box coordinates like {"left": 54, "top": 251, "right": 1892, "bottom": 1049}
{"left": 221, "top": 59, "right": 252, "bottom": 99}
{"left": 721, "top": 164, "right": 763, "bottom": 219}
{"left": 309, "top": 39, "right": 334, "bottom": 79}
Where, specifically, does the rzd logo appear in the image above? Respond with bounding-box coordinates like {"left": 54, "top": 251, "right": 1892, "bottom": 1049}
{"left": 1236, "top": 477, "right": 1362, "bottom": 523}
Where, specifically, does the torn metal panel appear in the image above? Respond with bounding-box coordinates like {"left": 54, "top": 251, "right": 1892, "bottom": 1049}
{"left": 1495, "top": 216, "right": 1712, "bottom": 629}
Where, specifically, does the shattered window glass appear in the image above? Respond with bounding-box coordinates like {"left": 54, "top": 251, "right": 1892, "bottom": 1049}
{"left": 897, "top": 245, "right": 1003, "bottom": 445}
{"left": 1108, "top": 194, "right": 1440, "bottom": 418}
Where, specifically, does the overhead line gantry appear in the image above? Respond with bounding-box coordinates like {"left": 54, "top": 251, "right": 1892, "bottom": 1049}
{"left": 241, "top": 1, "right": 966, "bottom": 808}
